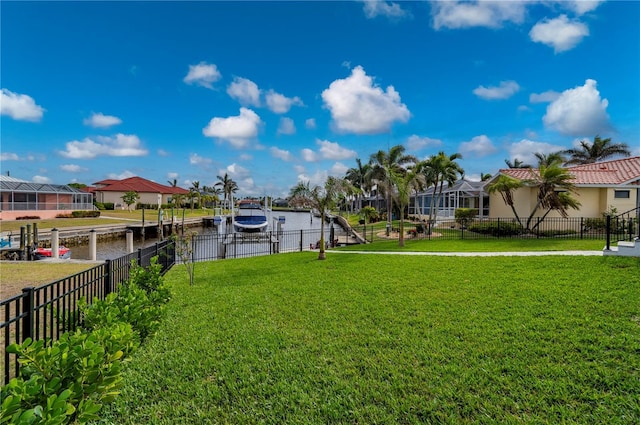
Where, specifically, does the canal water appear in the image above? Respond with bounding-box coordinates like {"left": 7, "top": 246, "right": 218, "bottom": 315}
{"left": 70, "top": 210, "right": 342, "bottom": 260}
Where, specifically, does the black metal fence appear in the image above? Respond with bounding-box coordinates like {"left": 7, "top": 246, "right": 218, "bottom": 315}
{"left": 359, "top": 216, "right": 636, "bottom": 242}
{"left": 182, "top": 228, "right": 337, "bottom": 262}
{"left": 605, "top": 207, "right": 640, "bottom": 250}
{"left": 1, "top": 239, "right": 175, "bottom": 384}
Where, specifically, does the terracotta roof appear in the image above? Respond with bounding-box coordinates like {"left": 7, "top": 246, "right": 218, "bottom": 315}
{"left": 93, "top": 179, "right": 120, "bottom": 186}
{"left": 94, "top": 176, "right": 189, "bottom": 194}
{"left": 499, "top": 156, "right": 640, "bottom": 186}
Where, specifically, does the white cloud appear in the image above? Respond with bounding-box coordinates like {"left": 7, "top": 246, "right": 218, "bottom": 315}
{"left": 406, "top": 135, "right": 443, "bottom": 151}
{"left": 330, "top": 162, "right": 350, "bottom": 176}
{"left": 203, "top": 107, "right": 263, "bottom": 148}
{"left": 473, "top": 80, "right": 520, "bottom": 100}
{"left": 459, "top": 135, "right": 497, "bottom": 157}
{"left": 305, "top": 118, "right": 316, "bottom": 129}
{"left": 317, "top": 139, "right": 358, "bottom": 160}
{"left": 239, "top": 153, "right": 253, "bottom": 161}
{"left": 83, "top": 112, "right": 122, "bottom": 128}
{"left": 189, "top": 153, "right": 212, "bottom": 166}
{"left": 361, "top": 0, "right": 409, "bottom": 19}
{"left": 32, "top": 175, "right": 51, "bottom": 184}
{"left": 60, "top": 164, "right": 88, "bottom": 172}
{"left": 265, "top": 89, "right": 303, "bottom": 114}
{"left": 1, "top": 152, "right": 19, "bottom": 161}
{"left": 322, "top": 65, "right": 410, "bottom": 134}
{"left": 270, "top": 147, "right": 293, "bottom": 161}
{"left": 301, "top": 148, "right": 318, "bottom": 162}
{"left": 431, "top": 1, "right": 526, "bottom": 30}
{"left": 543, "top": 79, "right": 611, "bottom": 136}
{"left": 294, "top": 165, "right": 306, "bottom": 174}
{"left": 562, "top": 0, "right": 604, "bottom": 15}
{"left": 157, "top": 149, "right": 170, "bottom": 157}
{"left": 529, "top": 90, "right": 560, "bottom": 103}
{"left": 227, "top": 77, "right": 261, "bottom": 106}
{"left": 1, "top": 89, "right": 45, "bottom": 121}
{"left": 277, "top": 117, "right": 296, "bottom": 135}
{"left": 518, "top": 105, "right": 532, "bottom": 112}
{"left": 529, "top": 15, "right": 589, "bottom": 53}
{"left": 59, "top": 134, "right": 148, "bottom": 159}
{"left": 508, "top": 139, "right": 566, "bottom": 166}
{"left": 107, "top": 170, "right": 136, "bottom": 180}
{"left": 167, "top": 172, "right": 179, "bottom": 180}
{"left": 183, "top": 62, "right": 222, "bottom": 89}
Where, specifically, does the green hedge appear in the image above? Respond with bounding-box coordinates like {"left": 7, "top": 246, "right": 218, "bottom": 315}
{"left": 468, "top": 221, "right": 523, "bottom": 237}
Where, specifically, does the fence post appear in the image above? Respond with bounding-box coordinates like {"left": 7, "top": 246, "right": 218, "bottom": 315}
{"left": 21, "top": 287, "right": 35, "bottom": 342}
{"left": 104, "top": 259, "right": 113, "bottom": 297}
{"left": 300, "top": 230, "right": 303, "bottom": 252}
{"left": 580, "top": 217, "right": 584, "bottom": 240}
{"left": 605, "top": 215, "right": 611, "bottom": 251}
{"left": 137, "top": 248, "right": 142, "bottom": 266}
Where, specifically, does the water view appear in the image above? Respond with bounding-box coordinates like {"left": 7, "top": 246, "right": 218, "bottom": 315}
{"left": 70, "top": 210, "right": 346, "bottom": 261}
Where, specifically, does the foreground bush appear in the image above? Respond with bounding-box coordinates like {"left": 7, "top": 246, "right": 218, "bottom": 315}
{"left": 0, "top": 258, "right": 169, "bottom": 424}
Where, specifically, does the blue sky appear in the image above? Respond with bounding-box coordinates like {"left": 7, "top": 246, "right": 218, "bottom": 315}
{"left": 2, "top": 0, "right": 639, "bottom": 197}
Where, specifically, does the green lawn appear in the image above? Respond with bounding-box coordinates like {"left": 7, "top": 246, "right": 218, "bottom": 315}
{"left": 100, "top": 253, "right": 640, "bottom": 424}
{"left": 338, "top": 237, "right": 605, "bottom": 252}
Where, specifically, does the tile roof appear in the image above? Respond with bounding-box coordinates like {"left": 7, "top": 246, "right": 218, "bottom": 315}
{"left": 499, "top": 156, "right": 640, "bottom": 186}
{"left": 93, "top": 176, "right": 189, "bottom": 194}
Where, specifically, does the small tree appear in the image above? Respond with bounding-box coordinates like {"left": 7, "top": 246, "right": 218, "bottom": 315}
{"left": 121, "top": 191, "right": 140, "bottom": 211}
{"left": 171, "top": 231, "right": 197, "bottom": 286}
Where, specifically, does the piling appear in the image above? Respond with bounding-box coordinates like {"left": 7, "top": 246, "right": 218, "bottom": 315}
{"left": 89, "top": 229, "right": 97, "bottom": 261}
{"left": 126, "top": 229, "right": 134, "bottom": 253}
{"left": 51, "top": 228, "right": 59, "bottom": 259}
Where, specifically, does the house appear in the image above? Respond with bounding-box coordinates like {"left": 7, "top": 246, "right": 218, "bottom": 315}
{"left": 410, "top": 179, "right": 489, "bottom": 219}
{"left": 90, "top": 176, "right": 189, "bottom": 208}
{"left": 0, "top": 175, "right": 94, "bottom": 220}
{"left": 486, "top": 156, "right": 640, "bottom": 219}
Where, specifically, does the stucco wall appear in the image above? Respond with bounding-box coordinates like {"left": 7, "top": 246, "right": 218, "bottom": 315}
{"left": 488, "top": 185, "right": 638, "bottom": 219}
{"left": 97, "top": 191, "right": 172, "bottom": 207}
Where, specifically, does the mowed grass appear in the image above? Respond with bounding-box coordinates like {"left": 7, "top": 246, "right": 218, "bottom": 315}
{"left": 101, "top": 253, "right": 640, "bottom": 424}
{"left": 0, "top": 262, "right": 96, "bottom": 298}
{"left": 339, "top": 237, "right": 604, "bottom": 252}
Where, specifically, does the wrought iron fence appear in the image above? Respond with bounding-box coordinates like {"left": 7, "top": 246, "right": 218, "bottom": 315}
{"left": 359, "top": 216, "right": 617, "bottom": 242}
{"left": 1, "top": 239, "right": 175, "bottom": 384}
{"left": 180, "top": 228, "right": 340, "bottom": 263}
{"left": 605, "top": 207, "right": 639, "bottom": 250}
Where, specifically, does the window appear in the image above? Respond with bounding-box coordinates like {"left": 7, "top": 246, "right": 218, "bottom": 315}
{"left": 614, "top": 190, "right": 630, "bottom": 199}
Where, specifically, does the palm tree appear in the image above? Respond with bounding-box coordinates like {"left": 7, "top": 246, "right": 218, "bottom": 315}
{"left": 288, "top": 177, "right": 350, "bottom": 260}
{"left": 563, "top": 136, "right": 631, "bottom": 165}
{"left": 504, "top": 158, "right": 531, "bottom": 168}
{"left": 190, "top": 181, "right": 201, "bottom": 210}
{"left": 167, "top": 178, "right": 178, "bottom": 187}
{"left": 534, "top": 152, "right": 566, "bottom": 167}
{"left": 367, "top": 145, "right": 417, "bottom": 235}
{"left": 389, "top": 167, "right": 425, "bottom": 247}
{"left": 486, "top": 175, "right": 524, "bottom": 227}
{"left": 345, "top": 158, "right": 372, "bottom": 211}
{"left": 422, "top": 151, "right": 464, "bottom": 224}
{"left": 524, "top": 163, "right": 580, "bottom": 230}
{"left": 215, "top": 173, "right": 238, "bottom": 211}
{"left": 480, "top": 173, "right": 493, "bottom": 181}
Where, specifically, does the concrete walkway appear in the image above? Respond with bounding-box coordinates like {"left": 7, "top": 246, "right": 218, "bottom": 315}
{"left": 330, "top": 250, "right": 603, "bottom": 257}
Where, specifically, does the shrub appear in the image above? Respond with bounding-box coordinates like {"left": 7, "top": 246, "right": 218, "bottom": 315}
{"left": 103, "top": 203, "right": 114, "bottom": 210}
{"left": 16, "top": 216, "right": 41, "bottom": 220}
{"left": 56, "top": 213, "right": 74, "bottom": 218}
{"left": 468, "top": 221, "right": 523, "bottom": 237}
{"left": 455, "top": 208, "right": 477, "bottom": 227}
{"left": 1, "top": 323, "right": 135, "bottom": 424}
{"left": 584, "top": 217, "right": 606, "bottom": 230}
{"left": 71, "top": 211, "right": 100, "bottom": 218}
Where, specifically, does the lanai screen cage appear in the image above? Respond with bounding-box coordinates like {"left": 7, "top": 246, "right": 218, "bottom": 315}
{"left": 0, "top": 176, "right": 94, "bottom": 211}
